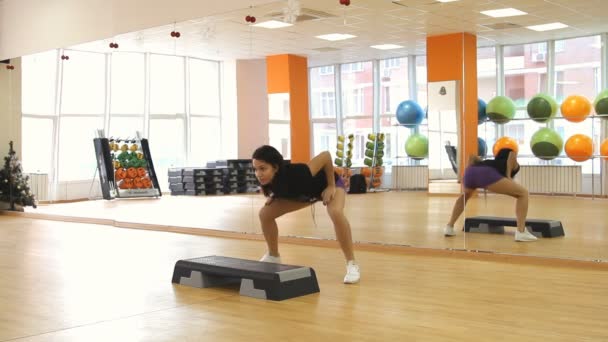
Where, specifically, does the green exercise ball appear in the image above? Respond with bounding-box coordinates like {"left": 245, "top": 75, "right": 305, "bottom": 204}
{"left": 405, "top": 133, "right": 428, "bottom": 160}
{"left": 530, "top": 128, "right": 563, "bottom": 160}
{"left": 527, "top": 93, "right": 557, "bottom": 123}
{"left": 594, "top": 89, "right": 608, "bottom": 117}
{"left": 487, "top": 96, "right": 516, "bottom": 124}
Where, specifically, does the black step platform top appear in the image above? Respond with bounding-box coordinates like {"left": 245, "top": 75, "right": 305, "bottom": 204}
{"left": 172, "top": 255, "right": 320, "bottom": 301}
{"left": 464, "top": 216, "right": 565, "bottom": 237}
{"left": 465, "top": 216, "right": 561, "bottom": 226}
{"left": 172, "top": 256, "right": 308, "bottom": 283}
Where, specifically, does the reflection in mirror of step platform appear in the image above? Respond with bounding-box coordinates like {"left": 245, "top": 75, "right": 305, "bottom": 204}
{"left": 172, "top": 256, "right": 320, "bottom": 301}
{"left": 464, "top": 216, "right": 565, "bottom": 238}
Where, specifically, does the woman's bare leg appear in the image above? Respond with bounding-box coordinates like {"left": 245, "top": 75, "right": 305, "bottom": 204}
{"left": 325, "top": 188, "right": 354, "bottom": 261}
{"left": 486, "top": 178, "right": 529, "bottom": 232}
{"left": 258, "top": 199, "right": 309, "bottom": 256}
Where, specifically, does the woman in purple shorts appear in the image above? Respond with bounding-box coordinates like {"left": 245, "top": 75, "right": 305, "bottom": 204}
{"left": 444, "top": 148, "right": 538, "bottom": 242}
{"left": 251, "top": 145, "right": 360, "bottom": 283}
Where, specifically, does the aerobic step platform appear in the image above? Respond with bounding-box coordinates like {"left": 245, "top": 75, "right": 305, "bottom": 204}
{"left": 464, "top": 216, "right": 565, "bottom": 237}
{"left": 172, "top": 255, "right": 320, "bottom": 301}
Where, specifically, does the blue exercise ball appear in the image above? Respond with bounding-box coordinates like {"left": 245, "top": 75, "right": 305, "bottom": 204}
{"left": 478, "top": 99, "right": 487, "bottom": 125}
{"left": 478, "top": 137, "right": 487, "bottom": 157}
{"left": 396, "top": 100, "right": 424, "bottom": 127}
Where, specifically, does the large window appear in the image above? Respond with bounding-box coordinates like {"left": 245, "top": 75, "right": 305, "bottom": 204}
{"left": 310, "top": 66, "right": 338, "bottom": 158}
{"left": 110, "top": 53, "right": 145, "bottom": 115}
{"left": 477, "top": 47, "right": 497, "bottom": 101}
{"left": 312, "top": 122, "right": 337, "bottom": 157}
{"left": 58, "top": 50, "right": 106, "bottom": 181}
{"left": 60, "top": 51, "right": 106, "bottom": 115}
{"left": 21, "top": 51, "right": 58, "bottom": 174}
{"left": 57, "top": 117, "right": 103, "bottom": 181}
{"left": 310, "top": 66, "right": 336, "bottom": 119}
{"left": 150, "top": 54, "right": 185, "bottom": 115}
{"left": 342, "top": 61, "right": 373, "bottom": 165}
{"left": 21, "top": 117, "right": 54, "bottom": 174}
{"left": 477, "top": 47, "right": 497, "bottom": 157}
{"left": 552, "top": 35, "right": 602, "bottom": 174}
{"left": 380, "top": 57, "right": 409, "bottom": 169}
{"left": 21, "top": 50, "right": 58, "bottom": 116}
{"left": 109, "top": 53, "right": 145, "bottom": 139}
{"left": 504, "top": 43, "right": 548, "bottom": 108}
{"left": 149, "top": 55, "right": 186, "bottom": 185}
{"left": 268, "top": 93, "right": 291, "bottom": 158}
{"left": 21, "top": 49, "right": 224, "bottom": 196}
{"left": 502, "top": 42, "right": 549, "bottom": 163}
{"left": 189, "top": 58, "right": 221, "bottom": 166}
{"left": 149, "top": 118, "right": 186, "bottom": 190}
{"left": 415, "top": 56, "right": 428, "bottom": 109}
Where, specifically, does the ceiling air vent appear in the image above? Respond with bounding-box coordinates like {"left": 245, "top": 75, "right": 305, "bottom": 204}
{"left": 312, "top": 47, "right": 340, "bottom": 52}
{"left": 483, "top": 22, "right": 521, "bottom": 30}
{"left": 268, "top": 8, "right": 336, "bottom": 22}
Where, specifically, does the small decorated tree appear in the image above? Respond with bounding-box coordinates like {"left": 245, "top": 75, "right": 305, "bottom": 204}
{"left": 0, "top": 141, "right": 37, "bottom": 210}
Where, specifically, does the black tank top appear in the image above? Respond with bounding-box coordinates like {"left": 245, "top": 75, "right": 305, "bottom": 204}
{"left": 270, "top": 164, "right": 330, "bottom": 201}
{"left": 479, "top": 148, "right": 519, "bottom": 178}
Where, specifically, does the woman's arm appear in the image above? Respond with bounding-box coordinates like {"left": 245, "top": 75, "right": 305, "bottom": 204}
{"left": 506, "top": 151, "right": 518, "bottom": 179}
{"left": 307, "top": 151, "right": 336, "bottom": 205}
{"left": 307, "top": 151, "right": 335, "bottom": 187}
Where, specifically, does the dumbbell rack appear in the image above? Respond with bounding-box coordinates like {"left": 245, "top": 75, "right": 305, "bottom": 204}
{"left": 93, "top": 130, "right": 162, "bottom": 200}
{"left": 364, "top": 133, "right": 386, "bottom": 192}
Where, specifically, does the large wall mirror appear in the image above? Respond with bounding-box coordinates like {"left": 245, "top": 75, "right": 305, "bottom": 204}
{"left": 5, "top": 1, "right": 608, "bottom": 265}
{"left": 427, "top": 81, "right": 461, "bottom": 195}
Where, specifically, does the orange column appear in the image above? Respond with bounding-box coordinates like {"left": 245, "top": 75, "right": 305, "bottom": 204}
{"left": 266, "top": 54, "right": 311, "bottom": 163}
{"left": 427, "top": 33, "right": 478, "bottom": 177}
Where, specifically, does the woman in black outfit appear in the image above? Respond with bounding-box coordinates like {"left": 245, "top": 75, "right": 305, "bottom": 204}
{"left": 252, "top": 145, "right": 360, "bottom": 284}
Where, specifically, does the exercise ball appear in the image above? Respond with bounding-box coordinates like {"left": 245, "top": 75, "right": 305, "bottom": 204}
{"left": 478, "top": 98, "right": 488, "bottom": 125}
{"left": 405, "top": 133, "right": 428, "bottom": 160}
{"left": 527, "top": 93, "right": 557, "bottom": 123}
{"left": 492, "top": 136, "right": 519, "bottom": 157}
{"left": 530, "top": 128, "right": 563, "bottom": 160}
{"left": 486, "top": 96, "right": 516, "bottom": 124}
{"left": 565, "top": 134, "right": 593, "bottom": 162}
{"left": 478, "top": 137, "right": 487, "bottom": 156}
{"left": 561, "top": 95, "right": 591, "bottom": 123}
{"left": 396, "top": 100, "right": 424, "bottom": 127}
{"left": 600, "top": 138, "right": 608, "bottom": 160}
{"left": 594, "top": 89, "right": 608, "bottom": 117}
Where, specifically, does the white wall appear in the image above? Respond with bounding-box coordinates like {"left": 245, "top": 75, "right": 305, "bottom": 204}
{"left": 236, "top": 59, "right": 268, "bottom": 159}
{"left": 0, "top": 58, "right": 22, "bottom": 158}
{"left": 0, "top": 0, "right": 276, "bottom": 60}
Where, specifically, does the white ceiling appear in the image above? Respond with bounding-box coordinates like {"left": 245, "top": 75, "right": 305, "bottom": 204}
{"left": 68, "top": 0, "right": 608, "bottom": 67}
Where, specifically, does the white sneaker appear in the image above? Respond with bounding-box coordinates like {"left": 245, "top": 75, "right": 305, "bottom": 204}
{"left": 259, "top": 253, "right": 282, "bottom": 263}
{"left": 515, "top": 228, "right": 538, "bottom": 242}
{"left": 444, "top": 225, "right": 456, "bottom": 236}
{"left": 344, "top": 260, "right": 360, "bottom": 284}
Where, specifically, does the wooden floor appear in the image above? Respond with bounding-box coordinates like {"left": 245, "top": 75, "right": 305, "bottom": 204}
{"left": 1, "top": 215, "right": 607, "bottom": 341}
{"left": 23, "top": 191, "right": 608, "bottom": 262}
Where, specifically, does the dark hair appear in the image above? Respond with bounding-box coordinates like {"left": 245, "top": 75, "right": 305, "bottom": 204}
{"left": 252, "top": 145, "right": 284, "bottom": 197}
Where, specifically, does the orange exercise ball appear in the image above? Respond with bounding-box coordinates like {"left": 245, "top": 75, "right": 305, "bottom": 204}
{"left": 560, "top": 95, "right": 592, "bottom": 123}
{"left": 600, "top": 139, "right": 608, "bottom": 160}
{"left": 492, "top": 136, "right": 519, "bottom": 157}
{"left": 565, "top": 134, "right": 594, "bottom": 162}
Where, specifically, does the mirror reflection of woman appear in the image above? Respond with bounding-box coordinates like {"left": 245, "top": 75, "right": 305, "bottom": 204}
{"left": 252, "top": 145, "right": 361, "bottom": 284}
{"left": 445, "top": 148, "right": 538, "bottom": 242}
